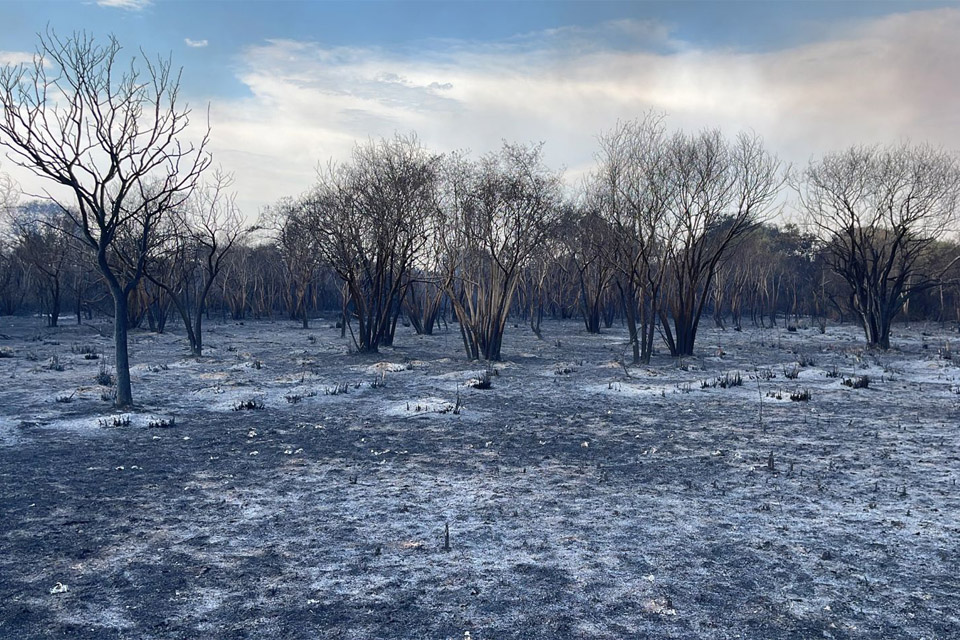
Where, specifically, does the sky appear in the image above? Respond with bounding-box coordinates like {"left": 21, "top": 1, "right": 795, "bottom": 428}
{"left": 0, "top": 0, "right": 959, "bottom": 219}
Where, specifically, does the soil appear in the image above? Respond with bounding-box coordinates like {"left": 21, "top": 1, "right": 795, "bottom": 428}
{"left": 1, "top": 316, "right": 959, "bottom": 639}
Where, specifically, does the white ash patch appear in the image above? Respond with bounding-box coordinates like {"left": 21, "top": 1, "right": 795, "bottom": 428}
{"left": 0, "top": 415, "right": 21, "bottom": 446}
{"left": 384, "top": 397, "right": 460, "bottom": 416}
{"left": 366, "top": 361, "right": 413, "bottom": 374}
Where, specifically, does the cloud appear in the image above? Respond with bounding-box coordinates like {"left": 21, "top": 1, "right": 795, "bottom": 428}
{"left": 8, "top": 11, "right": 960, "bottom": 220}
{"left": 202, "top": 10, "right": 960, "bottom": 217}
{"left": 0, "top": 51, "right": 33, "bottom": 66}
{"left": 185, "top": 38, "right": 209, "bottom": 49}
{"left": 505, "top": 17, "right": 681, "bottom": 55}
{"left": 96, "top": 0, "right": 152, "bottom": 9}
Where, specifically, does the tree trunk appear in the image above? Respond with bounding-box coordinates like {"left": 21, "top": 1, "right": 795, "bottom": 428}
{"left": 113, "top": 291, "right": 133, "bottom": 408}
{"left": 618, "top": 283, "right": 641, "bottom": 365}
{"left": 48, "top": 279, "right": 61, "bottom": 327}
{"left": 193, "top": 313, "right": 204, "bottom": 356}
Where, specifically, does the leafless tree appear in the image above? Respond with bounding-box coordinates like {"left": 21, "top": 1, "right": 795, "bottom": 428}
{"left": 559, "top": 200, "right": 616, "bottom": 334}
{"left": 146, "top": 172, "right": 246, "bottom": 355}
{"left": 0, "top": 31, "right": 210, "bottom": 406}
{"left": 8, "top": 202, "right": 74, "bottom": 326}
{"left": 518, "top": 235, "right": 560, "bottom": 339}
{"left": 0, "top": 164, "right": 17, "bottom": 217}
{"left": 0, "top": 167, "right": 19, "bottom": 306}
{"left": 657, "top": 129, "right": 782, "bottom": 356}
{"left": 594, "top": 115, "right": 670, "bottom": 364}
{"left": 263, "top": 197, "right": 323, "bottom": 329}
{"left": 798, "top": 144, "right": 960, "bottom": 349}
{"left": 595, "top": 119, "right": 782, "bottom": 359}
{"left": 306, "top": 134, "right": 440, "bottom": 352}
{"left": 442, "top": 143, "right": 561, "bottom": 361}
{"left": 403, "top": 212, "right": 448, "bottom": 336}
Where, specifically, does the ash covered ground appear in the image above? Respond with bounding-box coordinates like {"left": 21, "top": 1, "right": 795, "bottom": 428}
{"left": 1, "top": 316, "right": 959, "bottom": 639}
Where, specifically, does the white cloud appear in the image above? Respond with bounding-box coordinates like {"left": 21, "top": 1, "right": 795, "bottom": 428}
{"left": 201, "top": 10, "right": 960, "bottom": 217}
{"left": 185, "top": 38, "right": 209, "bottom": 49}
{"left": 0, "top": 51, "right": 34, "bottom": 66}
{"left": 6, "top": 11, "right": 960, "bottom": 221}
{"left": 96, "top": 0, "right": 151, "bottom": 9}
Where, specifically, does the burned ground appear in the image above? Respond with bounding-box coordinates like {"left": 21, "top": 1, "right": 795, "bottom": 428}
{"left": 1, "top": 317, "right": 959, "bottom": 639}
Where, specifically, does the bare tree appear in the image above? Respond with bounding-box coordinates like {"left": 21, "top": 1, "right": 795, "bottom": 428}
{"left": 560, "top": 200, "right": 616, "bottom": 334}
{"left": 595, "top": 115, "right": 670, "bottom": 364}
{"left": 518, "top": 236, "right": 559, "bottom": 339}
{"left": 306, "top": 134, "right": 440, "bottom": 352}
{"left": 403, "top": 212, "right": 448, "bottom": 336}
{"left": 657, "top": 130, "right": 782, "bottom": 356}
{"left": 403, "top": 270, "right": 447, "bottom": 336}
{"left": 442, "top": 143, "right": 561, "bottom": 361}
{"left": 146, "top": 172, "right": 246, "bottom": 355}
{"left": 0, "top": 31, "right": 210, "bottom": 406}
{"left": 0, "top": 166, "right": 21, "bottom": 314}
{"left": 265, "top": 198, "right": 323, "bottom": 328}
{"left": 8, "top": 202, "right": 74, "bottom": 326}
{"left": 0, "top": 164, "right": 17, "bottom": 217}
{"left": 798, "top": 144, "right": 960, "bottom": 349}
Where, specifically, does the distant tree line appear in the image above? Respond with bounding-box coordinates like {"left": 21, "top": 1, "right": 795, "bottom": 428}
{"left": 2, "top": 32, "right": 960, "bottom": 406}
{"left": 4, "top": 134, "right": 960, "bottom": 357}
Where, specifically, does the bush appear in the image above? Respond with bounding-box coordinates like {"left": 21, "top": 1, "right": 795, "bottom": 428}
{"left": 98, "top": 415, "right": 130, "bottom": 427}
{"left": 796, "top": 353, "right": 815, "bottom": 367}
{"left": 790, "top": 388, "right": 811, "bottom": 402}
{"left": 233, "top": 399, "right": 265, "bottom": 411}
{"left": 702, "top": 372, "right": 743, "bottom": 389}
{"left": 324, "top": 382, "right": 350, "bottom": 396}
{"left": 468, "top": 369, "right": 494, "bottom": 390}
{"left": 842, "top": 375, "right": 870, "bottom": 389}
{"left": 71, "top": 344, "right": 98, "bottom": 356}
{"left": 95, "top": 361, "right": 114, "bottom": 386}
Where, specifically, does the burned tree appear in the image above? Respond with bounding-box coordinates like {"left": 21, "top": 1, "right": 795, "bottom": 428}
{"left": 658, "top": 130, "right": 782, "bottom": 356}
{"left": 594, "top": 115, "right": 670, "bottom": 364}
{"left": 146, "top": 173, "right": 246, "bottom": 355}
{"left": 307, "top": 134, "right": 440, "bottom": 352}
{"left": 403, "top": 213, "right": 448, "bottom": 336}
{"left": 0, "top": 31, "right": 210, "bottom": 406}
{"left": 442, "top": 143, "right": 561, "bottom": 361}
{"left": 560, "top": 200, "right": 616, "bottom": 335}
{"left": 8, "top": 202, "right": 74, "bottom": 326}
{"left": 268, "top": 197, "right": 323, "bottom": 328}
{"left": 799, "top": 144, "right": 960, "bottom": 349}
{"left": 0, "top": 164, "right": 16, "bottom": 216}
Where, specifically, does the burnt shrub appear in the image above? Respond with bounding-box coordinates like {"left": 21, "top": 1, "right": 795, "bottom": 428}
{"left": 702, "top": 371, "right": 743, "bottom": 389}
{"left": 842, "top": 375, "right": 870, "bottom": 389}
{"left": 468, "top": 369, "right": 494, "bottom": 390}
{"left": 95, "top": 360, "right": 114, "bottom": 386}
